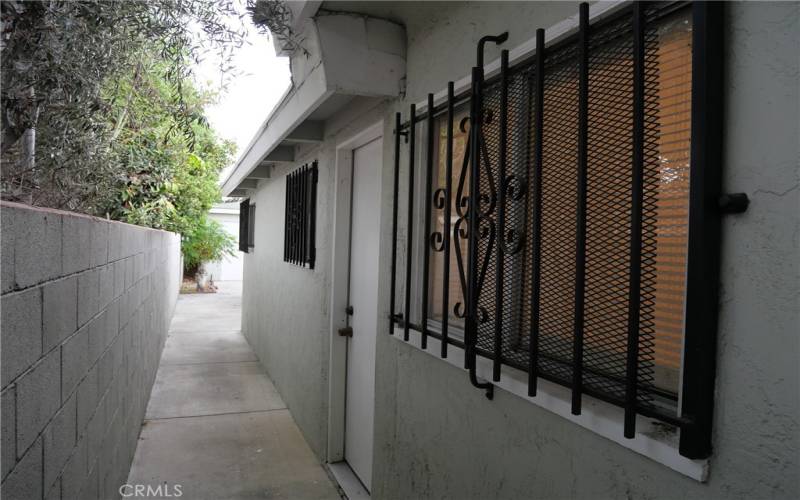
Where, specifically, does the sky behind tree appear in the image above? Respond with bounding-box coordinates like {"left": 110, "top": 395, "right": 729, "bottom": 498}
{"left": 193, "top": 4, "right": 291, "bottom": 183}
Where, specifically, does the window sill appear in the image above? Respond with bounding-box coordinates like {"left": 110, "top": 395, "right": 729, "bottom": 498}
{"left": 391, "top": 327, "right": 709, "bottom": 482}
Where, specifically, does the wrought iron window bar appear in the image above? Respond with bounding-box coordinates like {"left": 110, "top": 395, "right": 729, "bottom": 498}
{"left": 284, "top": 161, "right": 318, "bottom": 269}
{"left": 239, "top": 198, "right": 252, "bottom": 253}
{"left": 389, "top": 2, "right": 742, "bottom": 460}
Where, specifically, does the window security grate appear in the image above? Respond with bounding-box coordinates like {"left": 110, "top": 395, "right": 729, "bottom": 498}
{"left": 389, "top": 2, "right": 730, "bottom": 459}
{"left": 284, "top": 161, "right": 318, "bottom": 268}
{"left": 239, "top": 198, "right": 251, "bottom": 253}
{"left": 248, "top": 203, "right": 256, "bottom": 251}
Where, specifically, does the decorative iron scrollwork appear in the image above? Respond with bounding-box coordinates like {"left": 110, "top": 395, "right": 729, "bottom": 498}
{"left": 429, "top": 231, "right": 445, "bottom": 252}
{"left": 502, "top": 227, "right": 524, "bottom": 255}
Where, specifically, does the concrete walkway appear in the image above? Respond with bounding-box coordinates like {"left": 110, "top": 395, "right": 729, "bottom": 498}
{"left": 127, "top": 281, "right": 342, "bottom": 499}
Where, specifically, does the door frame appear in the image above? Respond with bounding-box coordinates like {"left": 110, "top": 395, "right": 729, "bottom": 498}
{"left": 327, "top": 121, "right": 384, "bottom": 465}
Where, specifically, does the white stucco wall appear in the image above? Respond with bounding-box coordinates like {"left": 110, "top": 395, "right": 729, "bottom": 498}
{"left": 240, "top": 1, "right": 799, "bottom": 498}
{"left": 241, "top": 97, "right": 389, "bottom": 459}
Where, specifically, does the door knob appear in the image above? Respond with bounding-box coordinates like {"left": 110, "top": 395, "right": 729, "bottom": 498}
{"left": 338, "top": 326, "right": 353, "bottom": 337}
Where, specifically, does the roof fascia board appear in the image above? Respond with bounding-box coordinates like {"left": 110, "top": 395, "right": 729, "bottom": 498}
{"left": 209, "top": 207, "right": 240, "bottom": 215}
{"left": 222, "top": 62, "right": 333, "bottom": 195}
{"left": 222, "top": 13, "right": 406, "bottom": 196}
{"left": 228, "top": 84, "right": 293, "bottom": 176}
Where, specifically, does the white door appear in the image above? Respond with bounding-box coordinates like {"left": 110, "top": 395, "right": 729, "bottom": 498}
{"left": 344, "top": 137, "right": 382, "bottom": 491}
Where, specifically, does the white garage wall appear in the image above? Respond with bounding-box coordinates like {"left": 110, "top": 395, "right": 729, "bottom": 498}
{"left": 206, "top": 205, "right": 244, "bottom": 282}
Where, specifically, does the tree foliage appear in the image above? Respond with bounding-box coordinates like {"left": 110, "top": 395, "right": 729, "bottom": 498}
{"left": 0, "top": 0, "right": 245, "bottom": 273}
{"left": 247, "top": 0, "right": 307, "bottom": 55}
{"left": 102, "top": 54, "right": 231, "bottom": 232}
{"left": 101, "top": 54, "right": 237, "bottom": 276}
{"left": 0, "top": 0, "right": 244, "bottom": 209}
{"left": 182, "top": 217, "right": 237, "bottom": 277}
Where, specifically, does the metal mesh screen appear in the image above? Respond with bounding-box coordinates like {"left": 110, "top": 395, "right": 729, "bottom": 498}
{"left": 469, "top": 7, "right": 689, "bottom": 408}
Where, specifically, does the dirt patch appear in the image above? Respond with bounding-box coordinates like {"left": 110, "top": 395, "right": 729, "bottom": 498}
{"left": 180, "top": 278, "right": 218, "bottom": 294}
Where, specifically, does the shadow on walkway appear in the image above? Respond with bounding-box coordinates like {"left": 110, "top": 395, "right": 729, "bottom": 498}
{"left": 127, "top": 281, "right": 341, "bottom": 499}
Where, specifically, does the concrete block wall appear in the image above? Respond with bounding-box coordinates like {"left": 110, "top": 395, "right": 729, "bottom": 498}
{"left": 0, "top": 201, "right": 181, "bottom": 500}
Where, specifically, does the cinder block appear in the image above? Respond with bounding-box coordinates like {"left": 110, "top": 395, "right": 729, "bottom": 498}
{"left": 43, "top": 276, "right": 78, "bottom": 352}
{"left": 98, "top": 265, "right": 113, "bottom": 312}
{"left": 76, "top": 364, "right": 98, "bottom": 435}
{"left": 1, "top": 287, "right": 43, "bottom": 386}
{"left": 146, "top": 230, "right": 155, "bottom": 252}
{"left": 1, "top": 208, "right": 15, "bottom": 293}
{"left": 45, "top": 477, "right": 60, "bottom": 500}
{"left": 98, "top": 445, "right": 117, "bottom": 500}
{"left": 118, "top": 227, "right": 130, "bottom": 261}
{"left": 105, "top": 392, "right": 120, "bottom": 441}
{"left": 0, "top": 437, "right": 42, "bottom": 500}
{"left": 112, "top": 399, "right": 124, "bottom": 443}
{"left": 101, "top": 407, "right": 119, "bottom": 458}
{"left": 125, "top": 257, "right": 135, "bottom": 291}
{"left": 114, "top": 432, "right": 128, "bottom": 486}
{"left": 113, "top": 261, "right": 125, "bottom": 298}
{"left": 125, "top": 412, "right": 138, "bottom": 459}
{"left": 133, "top": 227, "right": 145, "bottom": 254}
{"left": 119, "top": 289, "right": 132, "bottom": 330}
{"left": 86, "top": 399, "right": 104, "bottom": 468}
{"left": 97, "top": 349, "right": 114, "bottom": 400}
{"left": 128, "top": 283, "right": 139, "bottom": 316}
{"left": 62, "top": 216, "right": 92, "bottom": 276}
{"left": 107, "top": 223, "right": 120, "bottom": 263}
{"left": 126, "top": 332, "right": 138, "bottom": 384}
{"left": 126, "top": 227, "right": 139, "bottom": 259}
{"left": 7, "top": 205, "right": 62, "bottom": 289}
{"left": 135, "top": 253, "right": 145, "bottom": 282}
{"left": 116, "top": 293, "right": 127, "bottom": 331}
{"left": 2, "top": 385, "right": 15, "bottom": 480}
{"left": 15, "top": 348, "right": 60, "bottom": 456}
{"left": 89, "top": 220, "right": 108, "bottom": 268}
{"left": 43, "top": 393, "right": 77, "bottom": 490}
{"left": 111, "top": 335, "right": 123, "bottom": 382}
{"left": 84, "top": 457, "right": 99, "bottom": 500}
{"left": 61, "top": 435, "right": 88, "bottom": 500}
{"left": 86, "top": 312, "right": 105, "bottom": 369}
{"left": 61, "top": 325, "right": 88, "bottom": 401}
{"left": 77, "top": 269, "right": 100, "bottom": 328}
{"left": 105, "top": 300, "right": 119, "bottom": 349}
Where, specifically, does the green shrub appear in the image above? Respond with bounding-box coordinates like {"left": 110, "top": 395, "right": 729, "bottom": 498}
{"left": 182, "top": 217, "right": 236, "bottom": 278}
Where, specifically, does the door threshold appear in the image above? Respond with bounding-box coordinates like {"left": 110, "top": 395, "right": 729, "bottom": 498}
{"left": 327, "top": 461, "right": 371, "bottom": 500}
